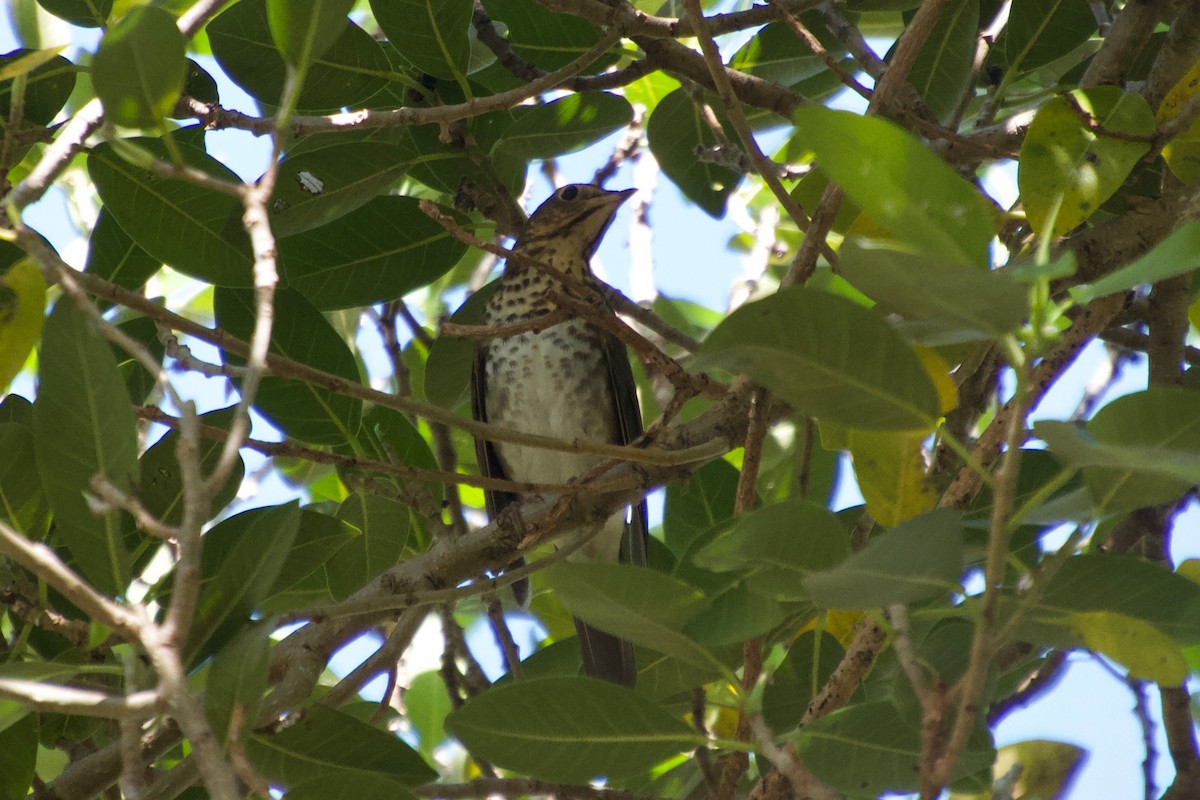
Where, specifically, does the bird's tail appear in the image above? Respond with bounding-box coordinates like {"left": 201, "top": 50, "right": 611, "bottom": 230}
{"left": 574, "top": 617, "right": 636, "bottom": 688}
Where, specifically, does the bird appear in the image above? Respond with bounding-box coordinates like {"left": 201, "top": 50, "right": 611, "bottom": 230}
{"left": 470, "top": 184, "right": 648, "bottom": 688}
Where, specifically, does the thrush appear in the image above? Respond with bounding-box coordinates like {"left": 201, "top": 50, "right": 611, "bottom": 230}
{"left": 471, "top": 184, "right": 648, "bottom": 688}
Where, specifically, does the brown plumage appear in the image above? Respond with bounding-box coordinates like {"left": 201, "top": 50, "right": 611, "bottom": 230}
{"left": 470, "top": 184, "right": 648, "bottom": 687}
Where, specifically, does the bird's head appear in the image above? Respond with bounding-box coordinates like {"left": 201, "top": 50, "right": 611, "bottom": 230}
{"left": 516, "top": 184, "right": 636, "bottom": 264}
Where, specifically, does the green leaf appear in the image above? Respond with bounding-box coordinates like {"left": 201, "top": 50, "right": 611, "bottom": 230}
{"left": 0, "top": 714, "right": 36, "bottom": 800}
{"left": 406, "top": 670, "right": 452, "bottom": 757}
{"left": 34, "top": 0, "right": 110, "bottom": 27}
{"left": 1035, "top": 388, "right": 1200, "bottom": 513}
{"left": 260, "top": 509, "right": 353, "bottom": 613}
{"left": 798, "top": 701, "right": 993, "bottom": 795}
{"left": 205, "top": 620, "right": 272, "bottom": 744}
{"left": 285, "top": 776, "right": 417, "bottom": 800}
{"left": 326, "top": 493, "right": 411, "bottom": 599}
{"left": 763, "top": 631, "right": 843, "bottom": 732}
{"left": 267, "top": 0, "right": 355, "bottom": 66}
{"left": 1070, "top": 222, "right": 1200, "bottom": 303}
{"left": 0, "top": 49, "right": 77, "bottom": 125}
{"left": 662, "top": 459, "right": 738, "bottom": 556}
{"left": 792, "top": 105, "right": 998, "bottom": 264}
{"left": 269, "top": 143, "right": 415, "bottom": 237}
{"left": 646, "top": 88, "right": 740, "bottom": 218}
{"left": 88, "top": 137, "right": 253, "bottom": 287}
{"left": 0, "top": 422, "right": 45, "bottom": 529}
{"left": 1069, "top": 610, "right": 1188, "bottom": 686}
{"left": 803, "top": 509, "right": 964, "bottom": 608}
{"left": 490, "top": 92, "right": 633, "bottom": 160}
{"left": 730, "top": 17, "right": 844, "bottom": 87}
{"left": 210, "top": 0, "right": 389, "bottom": 112}
{"left": 279, "top": 196, "right": 470, "bottom": 310}
{"left": 84, "top": 209, "right": 161, "bottom": 294}
{"left": 371, "top": 0, "right": 471, "bottom": 81}
{"left": 184, "top": 503, "right": 300, "bottom": 667}
{"left": 896, "top": 0, "right": 977, "bottom": 123}
{"left": 682, "top": 583, "right": 785, "bottom": 645}
{"left": 693, "top": 500, "right": 850, "bottom": 599}
{"left": 214, "top": 288, "right": 363, "bottom": 445}
{"left": 247, "top": 705, "right": 435, "bottom": 786}
{"left": 1003, "top": 0, "right": 1098, "bottom": 72}
{"left": 424, "top": 283, "right": 496, "bottom": 408}
{"left": 92, "top": 6, "right": 185, "bottom": 128}
{"left": 358, "top": 405, "right": 441, "bottom": 506}
{"left": 481, "top": 0, "right": 605, "bottom": 71}
{"left": 1018, "top": 88, "right": 1154, "bottom": 237}
{"left": 33, "top": 295, "right": 137, "bottom": 595}
{"left": 1026, "top": 555, "right": 1200, "bottom": 647}
{"left": 840, "top": 238, "right": 1028, "bottom": 338}
{"left": 692, "top": 286, "right": 941, "bottom": 431}
{"left": 546, "top": 562, "right": 718, "bottom": 670}
{"left": 138, "top": 409, "right": 244, "bottom": 527}
{"left": 444, "top": 677, "right": 700, "bottom": 782}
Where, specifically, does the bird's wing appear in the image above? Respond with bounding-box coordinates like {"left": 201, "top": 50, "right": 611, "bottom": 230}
{"left": 471, "top": 343, "right": 516, "bottom": 518}
{"left": 602, "top": 331, "right": 649, "bottom": 569}
{"left": 471, "top": 344, "right": 528, "bottom": 605}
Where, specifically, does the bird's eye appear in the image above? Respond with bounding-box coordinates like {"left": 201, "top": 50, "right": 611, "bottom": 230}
{"left": 559, "top": 186, "right": 579, "bottom": 201}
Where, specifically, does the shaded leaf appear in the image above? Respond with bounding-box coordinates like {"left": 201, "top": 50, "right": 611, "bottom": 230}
{"left": 371, "top": 0, "right": 471, "bottom": 80}
{"left": 491, "top": 92, "right": 632, "bottom": 160}
{"left": 269, "top": 143, "right": 415, "bottom": 237}
{"left": 89, "top": 137, "right": 253, "bottom": 287}
{"left": 763, "top": 631, "right": 843, "bottom": 732}
{"left": 445, "top": 677, "right": 700, "bottom": 782}
{"left": 897, "top": 0, "right": 977, "bottom": 122}
{"left": 247, "top": 705, "right": 435, "bottom": 786}
{"left": 84, "top": 209, "right": 160, "bottom": 294}
{"left": 1070, "top": 222, "right": 1200, "bottom": 303}
{"left": 647, "top": 88, "right": 740, "bottom": 218}
{"left": 184, "top": 503, "right": 300, "bottom": 667}
{"left": 214, "top": 288, "right": 363, "bottom": 445}
{"left": 34, "top": 0, "right": 110, "bottom": 27}
{"left": 792, "top": 105, "right": 998, "bottom": 264}
{"left": 0, "top": 49, "right": 76, "bottom": 125}
{"left": 839, "top": 238, "right": 1027, "bottom": 338}
{"left": 267, "top": 0, "right": 355, "bottom": 66}
{"left": 210, "top": 0, "right": 389, "bottom": 111}
{"left": 662, "top": 458, "right": 739, "bottom": 556}
{"left": 92, "top": 6, "right": 185, "bottom": 128}
{"left": 804, "top": 509, "right": 964, "bottom": 608}
{"left": 546, "top": 562, "right": 717, "bottom": 670}
{"left": 1003, "top": 0, "right": 1098, "bottom": 72}
{"left": 798, "top": 701, "right": 993, "bottom": 796}
{"left": 279, "top": 196, "right": 469, "bottom": 309}
{"left": 33, "top": 295, "right": 136, "bottom": 595}
{"left": 692, "top": 286, "right": 941, "bottom": 430}
{"left": 693, "top": 500, "right": 850, "bottom": 598}
{"left": 205, "top": 620, "right": 271, "bottom": 744}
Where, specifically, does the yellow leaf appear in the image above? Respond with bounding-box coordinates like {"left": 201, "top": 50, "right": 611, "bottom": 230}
{"left": 0, "top": 46, "right": 68, "bottom": 82}
{"left": 1158, "top": 59, "right": 1200, "bottom": 184}
{"left": 1070, "top": 610, "right": 1187, "bottom": 686}
{"left": 0, "top": 259, "right": 46, "bottom": 391}
{"left": 949, "top": 739, "right": 1084, "bottom": 800}
{"left": 915, "top": 346, "right": 958, "bottom": 416}
{"left": 797, "top": 609, "right": 863, "bottom": 649}
{"left": 1176, "top": 559, "right": 1200, "bottom": 586}
{"left": 846, "top": 427, "right": 937, "bottom": 526}
{"left": 1188, "top": 296, "right": 1200, "bottom": 334}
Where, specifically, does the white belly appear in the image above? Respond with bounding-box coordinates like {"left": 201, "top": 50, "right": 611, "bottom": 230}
{"left": 484, "top": 320, "right": 625, "bottom": 561}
